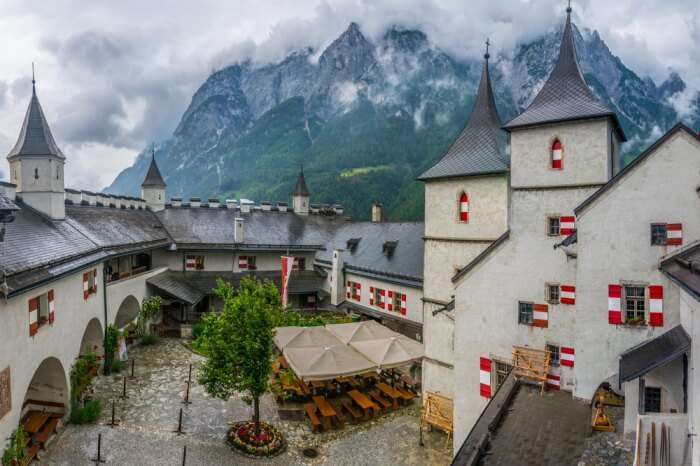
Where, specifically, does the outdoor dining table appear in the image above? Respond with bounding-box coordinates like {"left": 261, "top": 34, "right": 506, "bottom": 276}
{"left": 312, "top": 395, "right": 339, "bottom": 431}
{"left": 376, "top": 382, "right": 401, "bottom": 410}
{"left": 347, "top": 389, "right": 377, "bottom": 420}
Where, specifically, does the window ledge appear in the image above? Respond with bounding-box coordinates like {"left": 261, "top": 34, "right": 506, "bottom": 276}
{"left": 619, "top": 322, "right": 648, "bottom": 328}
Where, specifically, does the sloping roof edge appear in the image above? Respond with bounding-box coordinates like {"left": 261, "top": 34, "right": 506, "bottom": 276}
{"left": 575, "top": 123, "right": 700, "bottom": 216}
{"left": 619, "top": 325, "right": 690, "bottom": 383}
{"left": 452, "top": 230, "right": 510, "bottom": 283}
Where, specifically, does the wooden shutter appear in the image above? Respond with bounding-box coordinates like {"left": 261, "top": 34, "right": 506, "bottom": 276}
{"left": 459, "top": 193, "right": 469, "bottom": 223}
{"left": 238, "top": 256, "right": 248, "bottom": 270}
{"left": 560, "top": 285, "right": 576, "bottom": 305}
{"left": 346, "top": 281, "right": 351, "bottom": 299}
{"left": 92, "top": 269, "right": 98, "bottom": 292}
{"left": 185, "top": 255, "right": 197, "bottom": 270}
{"left": 560, "top": 347, "right": 575, "bottom": 367}
{"left": 479, "top": 357, "right": 491, "bottom": 398}
{"left": 378, "top": 289, "right": 386, "bottom": 309}
{"left": 648, "top": 285, "right": 663, "bottom": 327}
{"left": 608, "top": 284, "right": 622, "bottom": 325}
{"left": 28, "top": 298, "right": 39, "bottom": 336}
{"left": 369, "top": 287, "right": 375, "bottom": 306}
{"left": 666, "top": 223, "right": 682, "bottom": 246}
{"left": 546, "top": 373, "right": 561, "bottom": 390}
{"left": 532, "top": 304, "right": 549, "bottom": 328}
{"left": 559, "top": 216, "right": 576, "bottom": 236}
{"left": 400, "top": 293, "right": 407, "bottom": 315}
{"left": 48, "top": 290, "right": 55, "bottom": 324}
{"left": 83, "top": 272, "right": 89, "bottom": 300}
{"left": 551, "top": 139, "right": 563, "bottom": 169}
{"left": 387, "top": 291, "right": 394, "bottom": 311}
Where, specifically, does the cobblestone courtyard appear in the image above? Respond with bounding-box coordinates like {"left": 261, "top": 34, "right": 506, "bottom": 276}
{"left": 39, "top": 339, "right": 452, "bottom": 465}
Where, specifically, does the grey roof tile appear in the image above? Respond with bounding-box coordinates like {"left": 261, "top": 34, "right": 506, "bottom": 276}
{"left": 0, "top": 194, "right": 19, "bottom": 211}
{"left": 292, "top": 169, "right": 310, "bottom": 196}
{"left": 141, "top": 154, "right": 166, "bottom": 188}
{"left": 419, "top": 56, "right": 509, "bottom": 180}
{"left": 7, "top": 87, "right": 65, "bottom": 160}
{"left": 619, "top": 325, "right": 690, "bottom": 382}
{"left": 503, "top": 11, "right": 625, "bottom": 140}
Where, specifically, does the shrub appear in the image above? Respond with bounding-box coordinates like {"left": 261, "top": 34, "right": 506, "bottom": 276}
{"left": 1, "top": 426, "right": 27, "bottom": 466}
{"left": 141, "top": 333, "right": 159, "bottom": 346}
{"left": 111, "top": 359, "right": 125, "bottom": 374}
{"left": 70, "top": 399, "right": 102, "bottom": 424}
{"left": 103, "top": 325, "right": 119, "bottom": 375}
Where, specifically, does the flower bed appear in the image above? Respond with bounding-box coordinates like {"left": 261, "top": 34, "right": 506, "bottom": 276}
{"left": 227, "top": 421, "right": 286, "bottom": 457}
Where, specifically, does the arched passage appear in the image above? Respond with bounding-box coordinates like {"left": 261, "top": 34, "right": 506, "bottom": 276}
{"left": 114, "top": 295, "right": 140, "bottom": 329}
{"left": 22, "top": 357, "right": 69, "bottom": 415}
{"left": 79, "top": 318, "right": 104, "bottom": 358}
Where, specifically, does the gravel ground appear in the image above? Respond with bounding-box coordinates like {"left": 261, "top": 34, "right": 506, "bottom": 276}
{"left": 38, "top": 338, "right": 451, "bottom": 466}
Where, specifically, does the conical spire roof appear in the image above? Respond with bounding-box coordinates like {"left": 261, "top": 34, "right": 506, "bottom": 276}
{"left": 7, "top": 82, "right": 65, "bottom": 160}
{"left": 293, "top": 168, "right": 310, "bottom": 197}
{"left": 141, "top": 149, "right": 166, "bottom": 188}
{"left": 418, "top": 46, "right": 509, "bottom": 180}
{"left": 503, "top": 8, "right": 625, "bottom": 140}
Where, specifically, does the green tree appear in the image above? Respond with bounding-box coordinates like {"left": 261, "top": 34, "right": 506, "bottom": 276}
{"left": 198, "top": 277, "right": 282, "bottom": 432}
{"left": 139, "top": 296, "right": 162, "bottom": 337}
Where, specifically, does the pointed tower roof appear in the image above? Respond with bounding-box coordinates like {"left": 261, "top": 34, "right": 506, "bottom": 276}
{"left": 141, "top": 148, "right": 166, "bottom": 188}
{"left": 7, "top": 78, "right": 65, "bottom": 160}
{"left": 293, "top": 168, "right": 310, "bottom": 197}
{"left": 418, "top": 42, "right": 509, "bottom": 180}
{"left": 503, "top": 7, "right": 626, "bottom": 140}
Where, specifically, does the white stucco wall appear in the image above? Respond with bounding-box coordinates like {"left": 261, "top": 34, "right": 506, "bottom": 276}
{"left": 343, "top": 271, "right": 423, "bottom": 327}
{"left": 680, "top": 288, "right": 700, "bottom": 465}
{"left": 106, "top": 267, "right": 167, "bottom": 325}
{"left": 575, "top": 130, "right": 700, "bottom": 402}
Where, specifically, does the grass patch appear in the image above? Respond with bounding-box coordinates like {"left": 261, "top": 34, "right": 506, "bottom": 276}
{"left": 141, "top": 334, "right": 159, "bottom": 346}
{"left": 340, "top": 165, "right": 392, "bottom": 178}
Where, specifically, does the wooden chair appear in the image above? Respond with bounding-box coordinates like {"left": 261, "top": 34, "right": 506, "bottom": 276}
{"left": 303, "top": 403, "right": 322, "bottom": 432}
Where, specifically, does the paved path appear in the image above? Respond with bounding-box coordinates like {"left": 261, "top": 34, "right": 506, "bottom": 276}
{"left": 40, "top": 339, "right": 451, "bottom": 465}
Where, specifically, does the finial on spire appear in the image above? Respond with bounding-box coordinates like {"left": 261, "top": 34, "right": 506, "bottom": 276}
{"left": 484, "top": 38, "right": 491, "bottom": 60}
{"left": 31, "top": 62, "right": 36, "bottom": 94}
{"left": 151, "top": 143, "right": 156, "bottom": 161}
{"left": 567, "top": 0, "right": 572, "bottom": 14}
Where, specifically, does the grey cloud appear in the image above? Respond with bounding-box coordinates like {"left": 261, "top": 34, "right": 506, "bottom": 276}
{"left": 0, "top": 81, "right": 7, "bottom": 108}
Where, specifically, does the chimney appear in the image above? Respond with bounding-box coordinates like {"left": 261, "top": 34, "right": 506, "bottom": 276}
{"left": 0, "top": 182, "right": 16, "bottom": 201}
{"left": 190, "top": 197, "right": 201, "bottom": 208}
{"left": 208, "top": 198, "right": 220, "bottom": 209}
{"left": 371, "top": 202, "right": 383, "bottom": 222}
{"left": 240, "top": 199, "right": 253, "bottom": 214}
{"left": 234, "top": 217, "right": 245, "bottom": 243}
{"left": 226, "top": 199, "right": 238, "bottom": 210}
{"left": 261, "top": 201, "right": 271, "bottom": 212}
{"left": 277, "top": 202, "right": 288, "bottom": 212}
{"left": 330, "top": 249, "right": 345, "bottom": 306}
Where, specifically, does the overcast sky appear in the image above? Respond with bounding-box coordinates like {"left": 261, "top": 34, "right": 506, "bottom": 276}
{"left": 0, "top": 0, "right": 697, "bottom": 190}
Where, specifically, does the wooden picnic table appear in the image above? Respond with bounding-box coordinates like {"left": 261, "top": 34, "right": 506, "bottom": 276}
{"left": 313, "top": 396, "right": 339, "bottom": 431}
{"left": 23, "top": 411, "right": 49, "bottom": 434}
{"left": 336, "top": 376, "right": 360, "bottom": 388}
{"left": 376, "top": 382, "right": 401, "bottom": 409}
{"left": 347, "top": 390, "right": 378, "bottom": 420}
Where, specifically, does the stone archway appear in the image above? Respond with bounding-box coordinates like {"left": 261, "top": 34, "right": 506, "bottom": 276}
{"left": 79, "top": 317, "right": 104, "bottom": 358}
{"left": 114, "top": 295, "right": 140, "bottom": 329}
{"left": 22, "top": 357, "right": 69, "bottom": 414}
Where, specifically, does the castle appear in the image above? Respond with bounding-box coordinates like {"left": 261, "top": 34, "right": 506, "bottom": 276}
{"left": 0, "top": 3, "right": 699, "bottom": 463}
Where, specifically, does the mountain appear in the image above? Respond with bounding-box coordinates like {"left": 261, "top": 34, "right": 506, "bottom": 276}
{"left": 106, "top": 22, "right": 700, "bottom": 221}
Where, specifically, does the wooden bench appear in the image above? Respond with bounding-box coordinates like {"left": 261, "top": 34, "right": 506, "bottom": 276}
{"left": 368, "top": 390, "right": 392, "bottom": 411}
{"left": 297, "top": 379, "right": 311, "bottom": 396}
{"left": 340, "top": 398, "right": 362, "bottom": 421}
{"left": 35, "top": 417, "right": 60, "bottom": 448}
{"left": 395, "top": 386, "right": 415, "bottom": 402}
{"left": 21, "top": 444, "right": 39, "bottom": 466}
{"left": 303, "top": 403, "right": 322, "bottom": 432}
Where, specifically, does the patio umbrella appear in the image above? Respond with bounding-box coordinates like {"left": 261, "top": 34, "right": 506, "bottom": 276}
{"left": 283, "top": 344, "right": 377, "bottom": 381}
{"left": 350, "top": 336, "right": 424, "bottom": 370}
{"left": 325, "top": 320, "right": 398, "bottom": 345}
{"left": 273, "top": 326, "right": 342, "bottom": 350}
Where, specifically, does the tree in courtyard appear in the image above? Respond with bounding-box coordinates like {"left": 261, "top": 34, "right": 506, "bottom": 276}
{"left": 138, "top": 296, "right": 162, "bottom": 337}
{"left": 198, "top": 277, "right": 282, "bottom": 432}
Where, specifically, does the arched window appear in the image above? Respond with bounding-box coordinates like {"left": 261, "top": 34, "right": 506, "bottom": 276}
{"left": 551, "top": 139, "right": 563, "bottom": 169}
{"left": 458, "top": 192, "right": 469, "bottom": 223}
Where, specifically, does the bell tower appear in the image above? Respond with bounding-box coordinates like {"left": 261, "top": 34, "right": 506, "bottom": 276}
{"left": 292, "top": 167, "right": 310, "bottom": 215}
{"left": 7, "top": 71, "right": 66, "bottom": 220}
{"left": 140, "top": 146, "right": 167, "bottom": 212}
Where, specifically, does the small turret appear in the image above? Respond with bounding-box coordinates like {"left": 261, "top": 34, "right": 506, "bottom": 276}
{"left": 292, "top": 167, "right": 310, "bottom": 215}
{"left": 140, "top": 146, "right": 166, "bottom": 212}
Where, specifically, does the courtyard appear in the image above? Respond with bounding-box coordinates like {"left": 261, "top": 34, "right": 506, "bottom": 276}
{"left": 39, "top": 338, "right": 451, "bottom": 466}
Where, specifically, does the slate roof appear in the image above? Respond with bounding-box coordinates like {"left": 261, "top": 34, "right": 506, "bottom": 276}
{"left": 316, "top": 221, "right": 425, "bottom": 285}
{"left": 156, "top": 207, "right": 341, "bottom": 249}
{"left": 7, "top": 86, "right": 65, "bottom": 160}
{"left": 661, "top": 241, "right": 700, "bottom": 301}
{"left": 0, "top": 194, "right": 19, "bottom": 212}
{"left": 418, "top": 55, "right": 509, "bottom": 180}
{"left": 619, "top": 325, "right": 690, "bottom": 383}
{"left": 293, "top": 169, "right": 310, "bottom": 197}
{"left": 503, "top": 10, "right": 625, "bottom": 140}
{"left": 141, "top": 154, "right": 166, "bottom": 188}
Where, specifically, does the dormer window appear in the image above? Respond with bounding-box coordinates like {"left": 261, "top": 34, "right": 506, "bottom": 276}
{"left": 34, "top": 168, "right": 39, "bottom": 179}
{"left": 551, "top": 139, "right": 563, "bottom": 169}
{"left": 382, "top": 241, "right": 397, "bottom": 258}
{"left": 346, "top": 238, "right": 361, "bottom": 252}
{"left": 459, "top": 192, "right": 469, "bottom": 223}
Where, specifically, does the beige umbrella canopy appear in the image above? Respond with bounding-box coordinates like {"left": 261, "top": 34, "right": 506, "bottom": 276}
{"left": 273, "top": 326, "right": 342, "bottom": 350}
{"left": 350, "top": 336, "right": 424, "bottom": 370}
{"left": 325, "top": 320, "right": 398, "bottom": 345}
{"left": 283, "top": 345, "right": 377, "bottom": 381}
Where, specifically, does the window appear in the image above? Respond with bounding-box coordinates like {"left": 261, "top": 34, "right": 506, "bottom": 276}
{"left": 518, "top": 302, "right": 533, "bottom": 325}
{"left": 651, "top": 224, "right": 667, "bottom": 245}
{"left": 293, "top": 257, "right": 306, "bottom": 271}
{"left": 247, "top": 256, "right": 257, "bottom": 270}
{"left": 372, "top": 288, "right": 381, "bottom": 306}
{"left": 494, "top": 359, "right": 513, "bottom": 390}
{"left": 185, "top": 255, "right": 205, "bottom": 270}
{"left": 546, "top": 344, "right": 560, "bottom": 367}
{"left": 624, "top": 285, "right": 646, "bottom": 323}
{"left": 392, "top": 292, "right": 402, "bottom": 312}
{"left": 644, "top": 387, "right": 661, "bottom": 413}
{"left": 458, "top": 192, "right": 469, "bottom": 223}
{"left": 347, "top": 281, "right": 361, "bottom": 301}
{"left": 546, "top": 283, "right": 560, "bottom": 304}
{"left": 37, "top": 294, "right": 49, "bottom": 326}
{"left": 551, "top": 139, "right": 563, "bottom": 169}
{"left": 547, "top": 217, "right": 560, "bottom": 236}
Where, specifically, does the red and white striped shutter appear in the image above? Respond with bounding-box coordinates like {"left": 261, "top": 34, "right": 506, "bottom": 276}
{"left": 355, "top": 283, "right": 361, "bottom": 301}
{"left": 185, "top": 256, "right": 197, "bottom": 270}
{"left": 346, "top": 281, "right": 351, "bottom": 299}
{"left": 666, "top": 223, "right": 682, "bottom": 246}
{"left": 28, "top": 298, "right": 39, "bottom": 336}
{"left": 401, "top": 294, "right": 407, "bottom": 315}
{"left": 238, "top": 256, "right": 248, "bottom": 270}
{"left": 459, "top": 193, "right": 469, "bottom": 223}
{"left": 379, "top": 289, "right": 386, "bottom": 309}
{"left": 560, "top": 285, "right": 576, "bottom": 305}
{"left": 559, "top": 216, "right": 576, "bottom": 236}
{"left": 83, "top": 272, "right": 89, "bottom": 300}
{"left": 92, "top": 269, "right": 98, "bottom": 292}
{"left": 532, "top": 304, "right": 549, "bottom": 328}
{"left": 551, "top": 140, "right": 563, "bottom": 169}
{"left": 479, "top": 357, "right": 491, "bottom": 398}
{"left": 560, "top": 347, "right": 575, "bottom": 367}
{"left": 369, "top": 287, "right": 375, "bottom": 306}
{"left": 48, "top": 290, "right": 55, "bottom": 324}
{"left": 546, "top": 373, "right": 561, "bottom": 390}
{"left": 387, "top": 291, "right": 393, "bottom": 311}
{"left": 608, "top": 284, "right": 622, "bottom": 324}
{"left": 648, "top": 285, "right": 663, "bottom": 327}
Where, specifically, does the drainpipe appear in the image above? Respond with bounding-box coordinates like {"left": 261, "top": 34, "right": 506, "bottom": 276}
{"left": 102, "top": 263, "right": 109, "bottom": 339}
